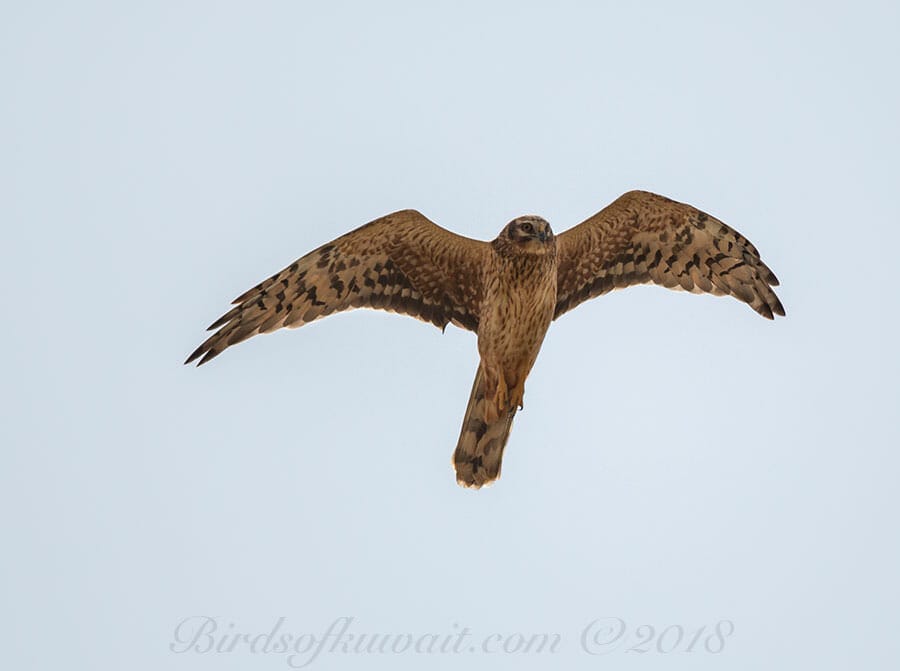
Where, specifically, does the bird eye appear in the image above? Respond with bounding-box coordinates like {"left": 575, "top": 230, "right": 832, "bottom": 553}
{"left": 521, "top": 222, "right": 533, "bottom": 233}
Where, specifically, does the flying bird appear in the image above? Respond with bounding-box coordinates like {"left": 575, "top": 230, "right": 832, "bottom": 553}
{"left": 186, "top": 190, "right": 784, "bottom": 488}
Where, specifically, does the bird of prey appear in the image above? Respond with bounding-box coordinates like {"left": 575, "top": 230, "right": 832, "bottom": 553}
{"left": 186, "top": 190, "right": 784, "bottom": 488}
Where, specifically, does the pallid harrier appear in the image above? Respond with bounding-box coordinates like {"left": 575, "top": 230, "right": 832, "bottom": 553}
{"left": 186, "top": 190, "right": 784, "bottom": 488}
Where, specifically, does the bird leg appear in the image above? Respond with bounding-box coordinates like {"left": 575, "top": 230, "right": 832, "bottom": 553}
{"left": 484, "top": 367, "right": 508, "bottom": 423}
{"left": 509, "top": 378, "right": 525, "bottom": 411}
{"left": 495, "top": 371, "right": 509, "bottom": 416}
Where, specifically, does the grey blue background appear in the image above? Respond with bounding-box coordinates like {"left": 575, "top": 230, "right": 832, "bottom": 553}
{"left": 3, "top": 1, "right": 898, "bottom": 669}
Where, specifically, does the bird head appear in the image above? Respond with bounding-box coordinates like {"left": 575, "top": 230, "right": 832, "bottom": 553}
{"left": 502, "top": 216, "right": 555, "bottom": 254}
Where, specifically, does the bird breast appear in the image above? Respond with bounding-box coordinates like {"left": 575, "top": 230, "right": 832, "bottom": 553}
{"left": 478, "top": 251, "right": 558, "bottom": 371}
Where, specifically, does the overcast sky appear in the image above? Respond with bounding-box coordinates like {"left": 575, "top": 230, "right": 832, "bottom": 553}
{"left": 3, "top": 1, "right": 899, "bottom": 669}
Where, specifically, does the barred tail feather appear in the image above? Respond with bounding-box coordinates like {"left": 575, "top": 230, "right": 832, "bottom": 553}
{"left": 453, "top": 366, "right": 517, "bottom": 488}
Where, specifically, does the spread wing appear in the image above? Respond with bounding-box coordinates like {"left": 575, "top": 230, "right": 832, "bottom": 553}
{"left": 554, "top": 191, "right": 785, "bottom": 320}
{"left": 186, "top": 209, "right": 490, "bottom": 365}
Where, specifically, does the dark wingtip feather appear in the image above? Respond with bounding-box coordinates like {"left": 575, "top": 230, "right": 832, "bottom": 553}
{"left": 207, "top": 306, "right": 240, "bottom": 331}
{"left": 184, "top": 346, "right": 203, "bottom": 366}
{"left": 197, "top": 349, "right": 220, "bottom": 366}
{"left": 184, "top": 340, "right": 221, "bottom": 366}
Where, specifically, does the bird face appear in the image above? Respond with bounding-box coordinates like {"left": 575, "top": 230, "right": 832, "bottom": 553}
{"left": 504, "top": 216, "right": 555, "bottom": 253}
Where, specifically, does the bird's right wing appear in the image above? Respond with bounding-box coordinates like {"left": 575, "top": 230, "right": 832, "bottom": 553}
{"left": 186, "top": 210, "right": 490, "bottom": 365}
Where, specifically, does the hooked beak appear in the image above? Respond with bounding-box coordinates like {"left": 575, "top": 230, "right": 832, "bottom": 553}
{"left": 538, "top": 231, "right": 548, "bottom": 243}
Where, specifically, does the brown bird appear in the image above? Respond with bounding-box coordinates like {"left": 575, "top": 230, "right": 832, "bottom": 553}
{"left": 186, "top": 190, "right": 784, "bottom": 488}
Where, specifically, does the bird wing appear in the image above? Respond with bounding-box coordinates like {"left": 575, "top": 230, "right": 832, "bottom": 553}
{"left": 186, "top": 209, "right": 490, "bottom": 365}
{"left": 554, "top": 190, "right": 784, "bottom": 320}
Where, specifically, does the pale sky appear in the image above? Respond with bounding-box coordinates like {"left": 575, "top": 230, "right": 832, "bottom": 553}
{"left": 3, "top": 1, "right": 899, "bottom": 669}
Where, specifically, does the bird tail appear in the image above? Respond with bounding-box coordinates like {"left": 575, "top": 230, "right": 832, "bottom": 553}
{"left": 453, "top": 365, "right": 517, "bottom": 488}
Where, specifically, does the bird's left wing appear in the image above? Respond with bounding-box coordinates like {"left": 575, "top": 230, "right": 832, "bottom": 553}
{"left": 554, "top": 191, "right": 784, "bottom": 320}
{"left": 186, "top": 210, "right": 490, "bottom": 365}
